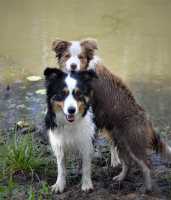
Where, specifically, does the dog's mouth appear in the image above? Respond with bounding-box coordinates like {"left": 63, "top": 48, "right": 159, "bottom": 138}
{"left": 66, "top": 114, "right": 75, "bottom": 123}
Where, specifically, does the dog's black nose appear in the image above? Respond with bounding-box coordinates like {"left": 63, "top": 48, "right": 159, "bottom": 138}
{"left": 68, "top": 107, "right": 76, "bottom": 114}
{"left": 71, "top": 64, "right": 77, "bottom": 71}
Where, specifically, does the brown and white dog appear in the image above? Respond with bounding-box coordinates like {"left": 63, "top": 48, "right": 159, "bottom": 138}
{"left": 52, "top": 38, "right": 100, "bottom": 72}
{"left": 51, "top": 38, "right": 171, "bottom": 192}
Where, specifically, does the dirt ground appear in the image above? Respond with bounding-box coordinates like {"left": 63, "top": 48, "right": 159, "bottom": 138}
{"left": 41, "top": 135, "right": 171, "bottom": 200}
{"left": 54, "top": 155, "right": 171, "bottom": 200}
{"left": 1, "top": 127, "right": 171, "bottom": 200}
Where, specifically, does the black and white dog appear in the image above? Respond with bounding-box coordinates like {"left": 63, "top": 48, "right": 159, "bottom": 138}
{"left": 44, "top": 68, "right": 97, "bottom": 193}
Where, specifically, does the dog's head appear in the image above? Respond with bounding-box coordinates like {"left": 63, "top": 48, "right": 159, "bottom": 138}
{"left": 44, "top": 67, "right": 97, "bottom": 123}
{"left": 52, "top": 38, "right": 98, "bottom": 72}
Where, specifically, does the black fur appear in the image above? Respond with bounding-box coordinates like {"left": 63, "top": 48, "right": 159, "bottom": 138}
{"left": 44, "top": 68, "right": 97, "bottom": 129}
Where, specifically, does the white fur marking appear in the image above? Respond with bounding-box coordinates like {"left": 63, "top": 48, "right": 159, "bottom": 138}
{"left": 88, "top": 55, "right": 101, "bottom": 70}
{"left": 113, "top": 160, "right": 128, "bottom": 182}
{"left": 64, "top": 75, "right": 78, "bottom": 115}
{"left": 66, "top": 41, "right": 81, "bottom": 71}
{"left": 161, "top": 142, "right": 171, "bottom": 161}
{"left": 111, "top": 144, "right": 121, "bottom": 167}
{"left": 69, "top": 41, "right": 81, "bottom": 56}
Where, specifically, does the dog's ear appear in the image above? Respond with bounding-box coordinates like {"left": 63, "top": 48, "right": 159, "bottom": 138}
{"left": 79, "top": 70, "right": 98, "bottom": 83}
{"left": 44, "top": 67, "right": 65, "bottom": 80}
{"left": 81, "top": 38, "right": 98, "bottom": 50}
{"left": 52, "top": 39, "right": 70, "bottom": 58}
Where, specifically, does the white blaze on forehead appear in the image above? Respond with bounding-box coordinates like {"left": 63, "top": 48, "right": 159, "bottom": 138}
{"left": 69, "top": 41, "right": 81, "bottom": 56}
{"left": 63, "top": 75, "right": 78, "bottom": 115}
{"left": 65, "top": 41, "right": 82, "bottom": 71}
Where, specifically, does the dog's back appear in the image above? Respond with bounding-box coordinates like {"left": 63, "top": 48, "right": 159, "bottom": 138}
{"left": 91, "top": 64, "right": 144, "bottom": 129}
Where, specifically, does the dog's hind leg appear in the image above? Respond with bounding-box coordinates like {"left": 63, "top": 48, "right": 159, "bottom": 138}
{"left": 129, "top": 149, "right": 152, "bottom": 192}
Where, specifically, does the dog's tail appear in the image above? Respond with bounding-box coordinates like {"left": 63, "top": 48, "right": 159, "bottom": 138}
{"left": 150, "top": 124, "right": 171, "bottom": 161}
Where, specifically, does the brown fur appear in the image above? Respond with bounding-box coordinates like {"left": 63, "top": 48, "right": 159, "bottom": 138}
{"left": 52, "top": 38, "right": 171, "bottom": 191}
{"left": 90, "top": 63, "right": 171, "bottom": 191}
{"left": 78, "top": 101, "right": 86, "bottom": 115}
{"left": 52, "top": 101, "right": 64, "bottom": 112}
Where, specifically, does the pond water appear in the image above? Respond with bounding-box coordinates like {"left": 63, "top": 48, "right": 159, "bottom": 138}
{"left": 0, "top": 0, "right": 171, "bottom": 133}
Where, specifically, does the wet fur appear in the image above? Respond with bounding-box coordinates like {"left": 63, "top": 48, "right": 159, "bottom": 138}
{"left": 44, "top": 68, "right": 97, "bottom": 193}
{"left": 90, "top": 63, "right": 171, "bottom": 191}
{"left": 52, "top": 38, "right": 171, "bottom": 191}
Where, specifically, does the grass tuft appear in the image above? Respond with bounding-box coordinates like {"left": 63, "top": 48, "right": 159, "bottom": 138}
{"left": 0, "top": 132, "right": 48, "bottom": 176}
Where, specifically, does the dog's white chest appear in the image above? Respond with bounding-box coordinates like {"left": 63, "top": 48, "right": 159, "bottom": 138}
{"left": 48, "top": 110, "right": 95, "bottom": 151}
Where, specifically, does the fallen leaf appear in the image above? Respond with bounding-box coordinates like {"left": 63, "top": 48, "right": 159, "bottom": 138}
{"left": 35, "top": 89, "right": 46, "bottom": 95}
{"left": 17, "top": 120, "right": 29, "bottom": 128}
{"left": 26, "top": 76, "right": 42, "bottom": 81}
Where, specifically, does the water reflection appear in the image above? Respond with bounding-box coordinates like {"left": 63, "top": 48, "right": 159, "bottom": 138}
{"left": 0, "top": 0, "right": 170, "bottom": 132}
{"left": 0, "top": 0, "right": 171, "bottom": 82}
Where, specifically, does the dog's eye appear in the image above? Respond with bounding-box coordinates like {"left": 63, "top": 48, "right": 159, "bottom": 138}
{"left": 62, "top": 89, "right": 69, "bottom": 96}
{"left": 65, "top": 53, "right": 70, "bottom": 59}
{"left": 52, "top": 90, "right": 69, "bottom": 101}
{"left": 59, "top": 89, "right": 69, "bottom": 98}
{"left": 78, "top": 55, "right": 84, "bottom": 59}
{"left": 74, "top": 89, "right": 82, "bottom": 99}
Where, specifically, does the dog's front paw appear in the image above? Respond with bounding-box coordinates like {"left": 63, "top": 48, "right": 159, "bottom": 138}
{"left": 81, "top": 179, "right": 93, "bottom": 192}
{"left": 113, "top": 173, "right": 125, "bottom": 182}
{"left": 51, "top": 179, "right": 66, "bottom": 193}
{"left": 111, "top": 158, "right": 120, "bottom": 168}
{"left": 111, "top": 147, "right": 120, "bottom": 168}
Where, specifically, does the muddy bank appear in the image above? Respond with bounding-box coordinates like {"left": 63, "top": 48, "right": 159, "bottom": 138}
{"left": 1, "top": 124, "right": 171, "bottom": 200}
{"left": 51, "top": 144, "right": 171, "bottom": 200}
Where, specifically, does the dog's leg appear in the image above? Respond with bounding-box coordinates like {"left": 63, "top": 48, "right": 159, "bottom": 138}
{"left": 51, "top": 144, "right": 66, "bottom": 193}
{"left": 113, "top": 159, "right": 128, "bottom": 182}
{"left": 81, "top": 144, "right": 93, "bottom": 192}
{"left": 129, "top": 150, "right": 152, "bottom": 192}
{"left": 111, "top": 143, "right": 121, "bottom": 167}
